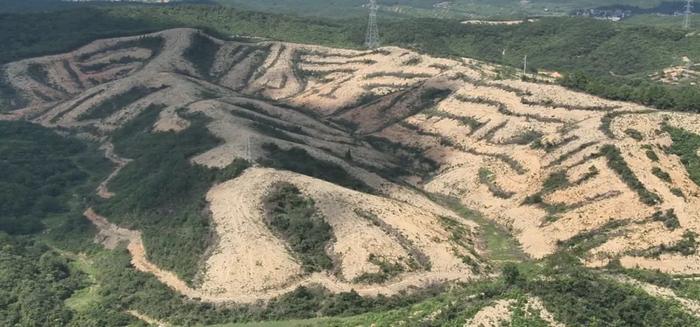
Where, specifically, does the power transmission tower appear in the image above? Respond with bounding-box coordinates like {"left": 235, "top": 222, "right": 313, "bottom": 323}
{"left": 684, "top": 0, "right": 693, "bottom": 30}
{"left": 365, "top": 0, "right": 380, "bottom": 49}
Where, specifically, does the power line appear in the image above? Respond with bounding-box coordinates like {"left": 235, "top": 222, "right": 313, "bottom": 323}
{"left": 365, "top": 0, "right": 380, "bottom": 49}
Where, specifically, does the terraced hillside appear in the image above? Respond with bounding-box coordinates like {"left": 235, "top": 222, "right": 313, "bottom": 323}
{"left": 3, "top": 28, "right": 700, "bottom": 306}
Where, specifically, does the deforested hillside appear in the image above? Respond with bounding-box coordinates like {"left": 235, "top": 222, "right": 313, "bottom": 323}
{"left": 4, "top": 27, "right": 700, "bottom": 325}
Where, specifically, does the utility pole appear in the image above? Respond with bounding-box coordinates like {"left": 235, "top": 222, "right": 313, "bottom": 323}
{"left": 684, "top": 0, "right": 694, "bottom": 30}
{"left": 523, "top": 55, "right": 528, "bottom": 76}
{"left": 365, "top": 0, "right": 380, "bottom": 49}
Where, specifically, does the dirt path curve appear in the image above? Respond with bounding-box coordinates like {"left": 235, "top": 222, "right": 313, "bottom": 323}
{"left": 87, "top": 203, "right": 471, "bottom": 303}
{"left": 85, "top": 143, "right": 474, "bottom": 304}
{"left": 96, "top": 142, "right": 132, "bottom": 199}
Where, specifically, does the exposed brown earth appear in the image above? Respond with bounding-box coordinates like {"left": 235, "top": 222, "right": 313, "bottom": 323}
{"left": 5, "top": 28, "right": 700, "bottom": 302}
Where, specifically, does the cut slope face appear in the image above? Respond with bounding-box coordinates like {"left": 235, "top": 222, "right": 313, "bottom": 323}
{"left": 3, "top": 28, "right": 700, "bottom": 302}
{"left": 202, "top": 168, "right": 481, "bottom": 299}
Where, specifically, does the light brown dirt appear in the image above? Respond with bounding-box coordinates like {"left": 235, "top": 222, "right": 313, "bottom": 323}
{"left": 201, "top": 167, "right": 480, "bottom": 298}
{"left": 7, "top": 27, "right": 700, "bottom": 301}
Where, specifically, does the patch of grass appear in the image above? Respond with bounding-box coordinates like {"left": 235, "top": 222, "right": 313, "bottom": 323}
{"left": 506, "top": 129, "right": 543, "bottom": 146}
{"left": 557, "top": 220, "right": 627, "bottom": 255}
{"left": 363, "top": 135, "right": 438, "bottom": 178}
{"left": 431, "top": 194, "right": 526, "bottom": 264}
{"left": 264, "top": 183, "right": 333, "bottom": 273}
{"left": 601, "top": 145, "right": 661, "bottom": 206}
{"left": 439, "top": 216, "right": 481, "bottom": 272}
{"left": 364, "top": 71, "right": 432, "bottom": 80}
{"left": 26, "top": 63, "right": 50, "bottom": 85}
{"left": 422, "top": 108, "right": 484, "bottom": 133}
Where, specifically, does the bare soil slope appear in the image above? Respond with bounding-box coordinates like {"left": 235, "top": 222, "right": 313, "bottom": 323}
{"left": 4, "top": 28, "right": 700, "bottom": 302}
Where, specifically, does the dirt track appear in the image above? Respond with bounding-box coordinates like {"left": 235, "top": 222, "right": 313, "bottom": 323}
{"left": 85, "top": 146, "right": 481, "bottom": 304}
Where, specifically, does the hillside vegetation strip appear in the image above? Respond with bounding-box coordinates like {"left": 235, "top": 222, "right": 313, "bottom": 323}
{"left": 601, "top": 145, "right": 661, "bottom": 206}
{"left": 264, "top": 183, "right": 334, "bottom": 273}
{"left": 77, "top": 85, "right": 168, "bottom": 121}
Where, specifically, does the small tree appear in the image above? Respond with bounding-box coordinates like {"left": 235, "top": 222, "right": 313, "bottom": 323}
{"left": 502, "top": 263, "right": 521, "bottom": 286}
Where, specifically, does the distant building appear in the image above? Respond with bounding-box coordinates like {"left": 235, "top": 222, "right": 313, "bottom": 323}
{"left": 573, "top": 8, "right": 632, "bottom": 21}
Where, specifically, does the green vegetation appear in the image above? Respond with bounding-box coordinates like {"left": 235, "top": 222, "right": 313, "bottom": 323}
{"left": 0, "top": 121, "right": 109, "bottom": 235}
{"left": 0, "top": 7, "right": 167, "bottom": 65}
{"left": 652, "top": 209, "right": 680, "bottom": 230}
{"left": 264, "top": 183, "right": 333, "bottom": 273}
{"left": 643, "top": 230, "right": 698, "bottom": 257}
{"left": 652, "top": 166, "right": 672, "bottom": 183}
{"left": 561, "top": 71, "right": 700, "bottom": 113}
{"left": 0, "top": 235, "right": 91, "bottom": 326}
{"left": 664, "top": 125, "right": 700, "bottom": 187}
{"left": 95, "top": 107, "right": 250, "bottom": 282}
{"left": 353, "top": 254, "right": 405, "bottom": 284}
{"left": 478, "top": 167, "right": 515, "bottom": 199}
{"left": 77, "top": 85, "right": 168, "bottom": 121}
{"left": 645, "top": 146, "right": 660, "bottom": 161}
{"left": 26, "top": 63, "right": 50, "bottom": 85}
{"left": 601, "top": 145, "right": 661, "bottom": 206}
{"left": 624, "top": 128, "right": 644, "bottom": 141}
{"left": 1, "top": 5, "right": 699, "bottom": 112}
{"left": 439, "top": 216, "right": 482, "bottom": 272}
{"left": 183, "top": 32, "right": 221, "bottom": 79}
{"left": 522, "top": 170, "right": 573, "bottom": 222}
{"left": 432, "top": 194, "right": 527, "bottom": 264}
{"left": 671, "top": 187, "right": 685, "bottom": 198}
{"left": 259, "top": 143, "right": 374, "bottom": 194}
{"left": 363, "top": 135, "right": 438, "bottom": 177}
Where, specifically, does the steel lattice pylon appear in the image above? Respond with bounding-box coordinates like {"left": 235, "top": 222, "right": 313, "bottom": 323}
{"left": 365, "top": 0, "right": 380, "bottom": 49}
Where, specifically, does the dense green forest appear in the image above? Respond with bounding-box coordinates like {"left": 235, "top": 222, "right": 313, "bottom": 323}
{"left": 0, "top": 121, "right": 109, "bottom": 235}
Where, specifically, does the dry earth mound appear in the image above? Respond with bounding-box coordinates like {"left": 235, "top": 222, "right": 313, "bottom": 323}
{"left": 4, "top": 28, "right": 700, "bottom": 302}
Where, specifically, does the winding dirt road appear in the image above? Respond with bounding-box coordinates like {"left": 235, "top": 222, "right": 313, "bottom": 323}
{"left": 86, "top": 144, "right": 475, "bottom": 304}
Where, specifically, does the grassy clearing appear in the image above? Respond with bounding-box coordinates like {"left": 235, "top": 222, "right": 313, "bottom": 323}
{"left": 431, "top": 194, "right": 527, "bottom": 264}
